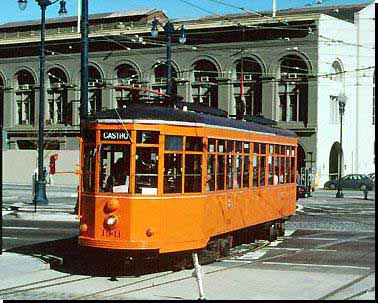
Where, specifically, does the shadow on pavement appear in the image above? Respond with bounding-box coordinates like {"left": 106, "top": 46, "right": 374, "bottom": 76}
{"left": 6, "top": 237, "right": 188, "bottom": 278}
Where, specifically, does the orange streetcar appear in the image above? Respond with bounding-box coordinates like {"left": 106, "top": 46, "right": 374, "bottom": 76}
{"left": 78, "top": 103, "right": 298, "bottom": 258}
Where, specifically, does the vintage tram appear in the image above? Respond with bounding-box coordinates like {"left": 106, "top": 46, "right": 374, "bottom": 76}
{"left": 78, "top": 103, "right": 298, "bottom": 259}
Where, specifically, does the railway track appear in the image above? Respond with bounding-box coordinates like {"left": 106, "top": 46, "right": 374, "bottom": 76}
{"left": 0, "top": 230, "right": 374, "bottom": 300}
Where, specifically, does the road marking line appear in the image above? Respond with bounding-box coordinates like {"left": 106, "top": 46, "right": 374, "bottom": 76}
{"left": 309, "top": 249, "right": 337, "bottom": 252}
{"left": 2, "top": 211, "right": 13, "bottom": 216}
{"left": 222, "top": 259, "right": 252, "bottom": 264}
{"left": 3, "top": 237, "right": 18, "bottom": 240}
{"left": 284, "top": 230, "right": 296, "bottom": 237}
{"left": 262, "top": 262, "right": 371, "bottom": 270}
{"left": 269, "top": 240, "right": 283, "bottom": 247}
{"left": 265, "top": 247, "right": 302, "bottom": 251}
{"left": 296, "top": 237, "right": 339, "bottom": 241}
{"left": 3, "top": 227, "right": 40, "bottom": 230}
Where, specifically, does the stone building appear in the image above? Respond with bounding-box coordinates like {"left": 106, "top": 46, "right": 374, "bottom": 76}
{"left": 0, "top": 3, "right": 375, "bottom": 186}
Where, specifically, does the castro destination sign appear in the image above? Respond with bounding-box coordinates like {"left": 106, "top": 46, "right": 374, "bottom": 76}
{"left": 101, "top": 130, "right": 131, "bottom": 141}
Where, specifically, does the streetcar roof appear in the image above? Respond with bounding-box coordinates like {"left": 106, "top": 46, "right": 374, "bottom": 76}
{"left": 89, "top": 104, "right": 297, "bottom": 139}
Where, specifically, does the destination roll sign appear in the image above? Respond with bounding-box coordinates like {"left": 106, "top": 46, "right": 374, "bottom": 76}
{"left": 101, "top": 130, "right": 131, "bottom": 141}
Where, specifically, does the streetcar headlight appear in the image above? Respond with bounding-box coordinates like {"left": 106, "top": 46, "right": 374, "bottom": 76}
{"left": 80, "top": 223, "right": 88, "bottom": 232}
{"left": 105, "top": 215, "right": 118, "bottom": 228}
{"left": 105, "top": 199, "right": 119, "bottom": 213}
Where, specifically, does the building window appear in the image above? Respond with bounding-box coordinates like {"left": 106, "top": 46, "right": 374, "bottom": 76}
{"left": 47, "top": 68, "right": 70, "bottom": 125}
{"left": 152, "top": 63, "right": 177, "bottom": 96}
{"left": 278, "top": 55, "right": 309, "bottom": 124}
{"left": 192, "top": 59, "right": 218, "bottom": 108}
{"left": 88, "top": 66, "right": 103, "bottom": 114}
{"left": 15, "top": 70, "right": 35, "bottom": 126}
{"left": 233, "top": 58, "right": 263, "bottom": 118}
{"left": 330, "top": 61, "right": 343, "bottom": 82}
{"left": 115, "top": 64, "right": 139, "bottom": 107}
{"left": 16, "top": 91, "right": 34, "bottom": 125}
{"left": 47, "top": 89, "right": 71, "bottom": 125}
{"left": 330, "top": 95, "right": 339, "bottom": 124}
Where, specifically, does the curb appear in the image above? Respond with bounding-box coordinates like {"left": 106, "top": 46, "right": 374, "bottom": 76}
{"left": 15, "top": 212, "right": 79, "bottom": 222}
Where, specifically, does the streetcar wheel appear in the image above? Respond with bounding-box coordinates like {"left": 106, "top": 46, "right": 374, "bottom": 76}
{"left": 220, "top": 239, "right": 231, "bottom": 257}
{"left": 278, "top": 222, "right": 286, "bottom": 237}
{"left": 266, "top": 225, "right": 275, "bottom": 242}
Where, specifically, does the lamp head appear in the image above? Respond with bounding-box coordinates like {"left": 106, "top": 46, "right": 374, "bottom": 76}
{"left": 18, "top": 0, "right": 28, "bottom": 11}
{"left": 58, "top": 0, "right": 68, "bottom": 17}
{"left": 151, "top": 18, "right": 159, "bottom": 38}
{"left": 179, "top": 26, "right": 187, "bottom": 44}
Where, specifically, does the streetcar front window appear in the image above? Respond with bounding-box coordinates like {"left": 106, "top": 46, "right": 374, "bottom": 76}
{"left": 99, "top": 144, "right": 131, "bottom": 193}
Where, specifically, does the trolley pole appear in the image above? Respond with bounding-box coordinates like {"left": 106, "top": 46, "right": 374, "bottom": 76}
{"left": 80, "top": 0, "right": 89, "bottom": 126}
{"left": 192, "top": 253, "right": 206, "bottom": 300}
{"left": 1, "top": 86, "right": 3, "bottom": 255}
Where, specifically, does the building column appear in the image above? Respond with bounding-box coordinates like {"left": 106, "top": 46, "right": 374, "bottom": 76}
{"left": 307, "top": 79, "right": 317, "bottom": 128}
{"left": 176, "top": 79, "right": 191, "bottom": 102}
{"left": 102, "top": 85, "right": 113, "bottom": 110}
{"left": 67, "top": 86, "right": 79, "bottom": 126}
{"left": 3, "top": 87, "right": 14, "bottom": 128}
{"left": 216, "top": 78, "right": 234, "bottom": 115}
{"left": 33, "top": 88, "right": 41, "bottom": 127}
{"left": 261, "top": 78, "right": 276, "bottom": 120}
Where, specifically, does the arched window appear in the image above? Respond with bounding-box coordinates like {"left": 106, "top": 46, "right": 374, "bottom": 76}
{"left": 191, "top": 59, "right": 219, "bottom": 108}
{"left": 88, "top": 66, "right": 103, "bottom": 114}
{"left": 277, "top": 55, "right": 309, "bottom": 124}
{"left": 114, "top": 64, "right": 139, "bottom": 108}
{"left": 152, "top": 62, "right": 178, "bottom": 96}
{"left": 233, "top": 58, "right": 263, "bottom": 118}
{"left": 330, "top": 61, "right": 343, "bottom": 82}
{"left": 15, "top": 70, "right": 35, "bottom": 126}
{"left": 47, "top": 67, "right": 70, "bottom": 125}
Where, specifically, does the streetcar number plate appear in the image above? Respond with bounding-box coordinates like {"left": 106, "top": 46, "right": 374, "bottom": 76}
{"left": 103, "top": 230, "right": 121, "bottom": 238}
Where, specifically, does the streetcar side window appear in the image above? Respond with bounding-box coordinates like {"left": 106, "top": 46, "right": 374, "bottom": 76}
{"left": 186, "top": 136, "right": 203, "bottom": 151}
{"left": 83, "top": 145, "right": 96, "bottom": 192}
{"left": 243, "top": 154, "right": 250, "bottom": 188}
{"left": 165, "top": 136, "right": 183, "bottom": 151}
{"left": 135, "top": 147, "right": 158, "bottom": 194}
{"left": 164, "top": 153, "right": 182, "bottom": 193}
{"left": 99, "top": 144, "right": 131, "bottom": 193}
{"left": 207, "top": 154, "right": 216, "bottom": 192}
{"left": 217, "top": 155, "right": 225, "bottom": 190}
{"left": 235, "top": 153, "right": 242, "bottom": 189}
{"left": 136, "top": 131, "right": 159, "bottom": 144}
{"left": 185, "top": 154, "right": 202, "bottom": 193}
{"left": 260, "top": 151, "right": 266, "bottom": 186}
{"left": 226, "top": 154, "right": 234, "bottom": 189}
{"left": 253, "top": 155, "right": 258, "bottom": 187}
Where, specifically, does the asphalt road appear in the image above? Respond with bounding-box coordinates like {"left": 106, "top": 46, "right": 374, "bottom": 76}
{"left": 0, "top": 185, "right": 375, "bottom": 300}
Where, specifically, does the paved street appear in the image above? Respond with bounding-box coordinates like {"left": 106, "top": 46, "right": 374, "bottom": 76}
{"left": 0, "top": 185, "right": 375, "bottom": 300}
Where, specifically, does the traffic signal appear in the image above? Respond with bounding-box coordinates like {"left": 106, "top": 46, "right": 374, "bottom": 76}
{"left": 49, "top": 154, "right": 59, "bottom": 175}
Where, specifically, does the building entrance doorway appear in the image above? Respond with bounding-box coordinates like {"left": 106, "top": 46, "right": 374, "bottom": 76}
{"left": 329, "top": 142, "right": 343, "bottom": 181}
{"left": 297, "top": 144, "right": 306, "bottom": 175}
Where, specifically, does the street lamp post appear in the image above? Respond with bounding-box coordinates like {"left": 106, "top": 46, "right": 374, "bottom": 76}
{"left": 151, "top": 19, "right": 186, "bottom": 106}
{"left": 336, "top": 93, "right": 347, "bottom": 198}
{"left": 17, "top": 0, "right": 67, "bottom": 205}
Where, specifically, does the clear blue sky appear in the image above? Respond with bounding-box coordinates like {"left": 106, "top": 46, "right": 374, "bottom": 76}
{"left": 0, "top": 0, "right": 373, "bottom": 24}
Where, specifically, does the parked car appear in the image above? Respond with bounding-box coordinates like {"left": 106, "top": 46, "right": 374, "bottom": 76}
{"left": 324, "top": 174, "right": 374, "bottom": 191}
{"left": 368, "top": 173, "right": 375, "bottom": 183}
{"left": 297, "top": 184, "right": 310, "bottom": 199}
